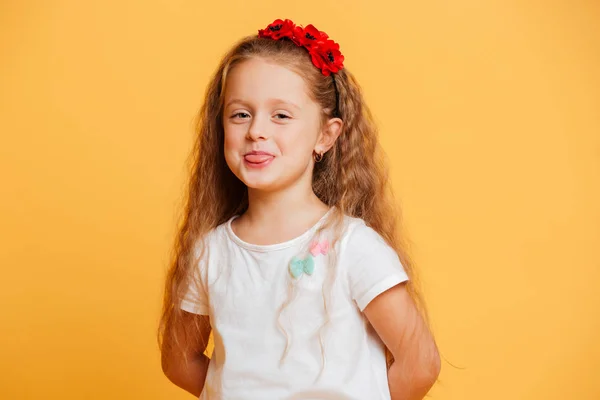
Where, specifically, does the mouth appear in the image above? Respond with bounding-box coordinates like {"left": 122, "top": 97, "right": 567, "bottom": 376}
{"left": 244, "top": 154, "right": 275, "bottom": 168}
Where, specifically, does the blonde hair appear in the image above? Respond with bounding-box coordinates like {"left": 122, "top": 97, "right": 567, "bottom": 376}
{"left": 158, "top": 34, "right": 433, "bottom": 372}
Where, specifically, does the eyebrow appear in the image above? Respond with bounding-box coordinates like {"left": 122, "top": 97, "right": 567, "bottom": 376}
{"left": 225, "top": 98, "right": 301, "bottom": 110}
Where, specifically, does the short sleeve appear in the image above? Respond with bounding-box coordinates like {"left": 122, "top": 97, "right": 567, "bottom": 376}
{"left": 343, "top": 222, "right": 409, "bottom": 311}
{"left": 180, "top": 237, "right": 210, "bottom": 315}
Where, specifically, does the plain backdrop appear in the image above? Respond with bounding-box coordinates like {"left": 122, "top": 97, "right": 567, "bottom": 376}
{"left": 1, "top": 1, "right": 599, "bottom": 399}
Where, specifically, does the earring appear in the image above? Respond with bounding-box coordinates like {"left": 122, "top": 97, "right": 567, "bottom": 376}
{"left": 313, "top": 151, "right": 324, "bottom": 163}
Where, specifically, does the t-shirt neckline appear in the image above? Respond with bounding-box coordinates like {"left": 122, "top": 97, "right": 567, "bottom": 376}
{"left": 226, "top": 207, "right": 334, "bottom": 252}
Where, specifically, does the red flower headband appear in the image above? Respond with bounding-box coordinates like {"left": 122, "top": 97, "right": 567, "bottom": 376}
{"left": 257, "top": 19, "right": 345, "bottom": 77}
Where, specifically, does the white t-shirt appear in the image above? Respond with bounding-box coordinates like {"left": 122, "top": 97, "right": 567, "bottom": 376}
{"left": 180, "top": 208, "right": 409, "bottom": 399}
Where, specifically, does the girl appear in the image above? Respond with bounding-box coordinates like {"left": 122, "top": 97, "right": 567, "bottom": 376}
{"left": 159, "top": 18, "right": 440, "bottom": 400}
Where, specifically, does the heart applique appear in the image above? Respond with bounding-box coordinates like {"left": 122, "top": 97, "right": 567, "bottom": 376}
{"left": 289, "top": 238, "right": 330, "bottom": 279}
{"left": 289, "top": 255, "right": 315, "bottom": 279}
{"left": 309, "top": 239, "right": 330, "bottom": 257}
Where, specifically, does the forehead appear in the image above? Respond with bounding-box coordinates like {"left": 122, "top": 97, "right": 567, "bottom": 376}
{"left": 223, "top": 58, "right": 311, "bottom": 107}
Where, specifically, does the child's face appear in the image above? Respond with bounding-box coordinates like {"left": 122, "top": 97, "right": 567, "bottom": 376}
{"left": 222, "top": 57, "right": 323, "bottom": 192}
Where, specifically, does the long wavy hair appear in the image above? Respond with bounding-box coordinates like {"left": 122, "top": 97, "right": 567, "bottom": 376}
{"left": 158, "top": 34, "right": 433, "bottom": 373}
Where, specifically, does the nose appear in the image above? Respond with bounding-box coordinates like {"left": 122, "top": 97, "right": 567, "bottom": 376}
{"left": 246, "top": 115, "right": 269, "bottom": 141}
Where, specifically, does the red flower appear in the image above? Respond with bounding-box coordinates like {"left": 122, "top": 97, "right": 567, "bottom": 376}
{"left": 258, "top": 19, "right": 295, "bottom": 40}
{"left": 309, "top": 39, "right": 345, "bottom": 76}
{"left": 293, "top": 24, "right": 329, "bottom": 50}
{"left": 258, "top": 19, "right": 345, "bottom": 76}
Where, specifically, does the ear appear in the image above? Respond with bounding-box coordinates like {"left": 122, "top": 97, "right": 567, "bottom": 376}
{"left": 315, "top": 117, "right": 343, "bottom": 154}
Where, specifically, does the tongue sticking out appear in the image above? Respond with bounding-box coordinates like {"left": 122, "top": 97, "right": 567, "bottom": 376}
{"left": 245, "top": 154, "right": 273, "bottom": 163}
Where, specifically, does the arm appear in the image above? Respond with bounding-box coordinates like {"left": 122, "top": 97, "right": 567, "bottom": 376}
{"left": 161, "top": 311, "right": 212, "bottom": 397}
{"left": 363, "top": 282, "right": 441, "bottom": 400}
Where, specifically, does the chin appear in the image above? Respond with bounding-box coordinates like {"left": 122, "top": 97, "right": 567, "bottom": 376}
{"left": 241, "top": 176, "right": 279, "bottom": 191}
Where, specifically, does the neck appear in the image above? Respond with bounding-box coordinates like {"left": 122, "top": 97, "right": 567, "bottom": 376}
{"left": 244, "top": 182, "right": 329, "bottom": 227}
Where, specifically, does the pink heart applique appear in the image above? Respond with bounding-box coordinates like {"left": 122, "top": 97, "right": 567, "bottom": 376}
{"left": 310, "top": 239, "right": 330, "bottom": 257}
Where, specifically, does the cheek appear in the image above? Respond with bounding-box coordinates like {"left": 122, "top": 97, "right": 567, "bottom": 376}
{"left": 222, "top": 129, "right": 243, "bottom": 174}
{"left": 223, "top": 128, "right": 242, "bottom": 152}
{"left": 278, "top": 126, "right": 316, "bottom": 155}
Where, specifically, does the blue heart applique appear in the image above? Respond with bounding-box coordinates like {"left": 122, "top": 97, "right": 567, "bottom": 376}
{"left": 289, "top": 255, "right": 315, "bottom": 279}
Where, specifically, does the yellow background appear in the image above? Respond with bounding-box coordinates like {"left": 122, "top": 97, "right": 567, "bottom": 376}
{"left": 1, "top": 1, "right": 599, "bottom": 399}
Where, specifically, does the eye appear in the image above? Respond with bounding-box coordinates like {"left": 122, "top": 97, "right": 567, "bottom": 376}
{"left": 232, "top": 112, "right": 250, "bottom": 119}
{"left": 274, "top": 113, "right": 291, "bottom": 119}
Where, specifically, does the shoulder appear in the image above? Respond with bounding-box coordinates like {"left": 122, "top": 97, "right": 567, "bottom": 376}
{"left": 339, "top": 215, "right": 397, "bottom": 260}
{"left": 337, "top": 215, "right": 409, "bottom": 311}
{"left": 191, "top": 218, "right": 232, "bottom": 262}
